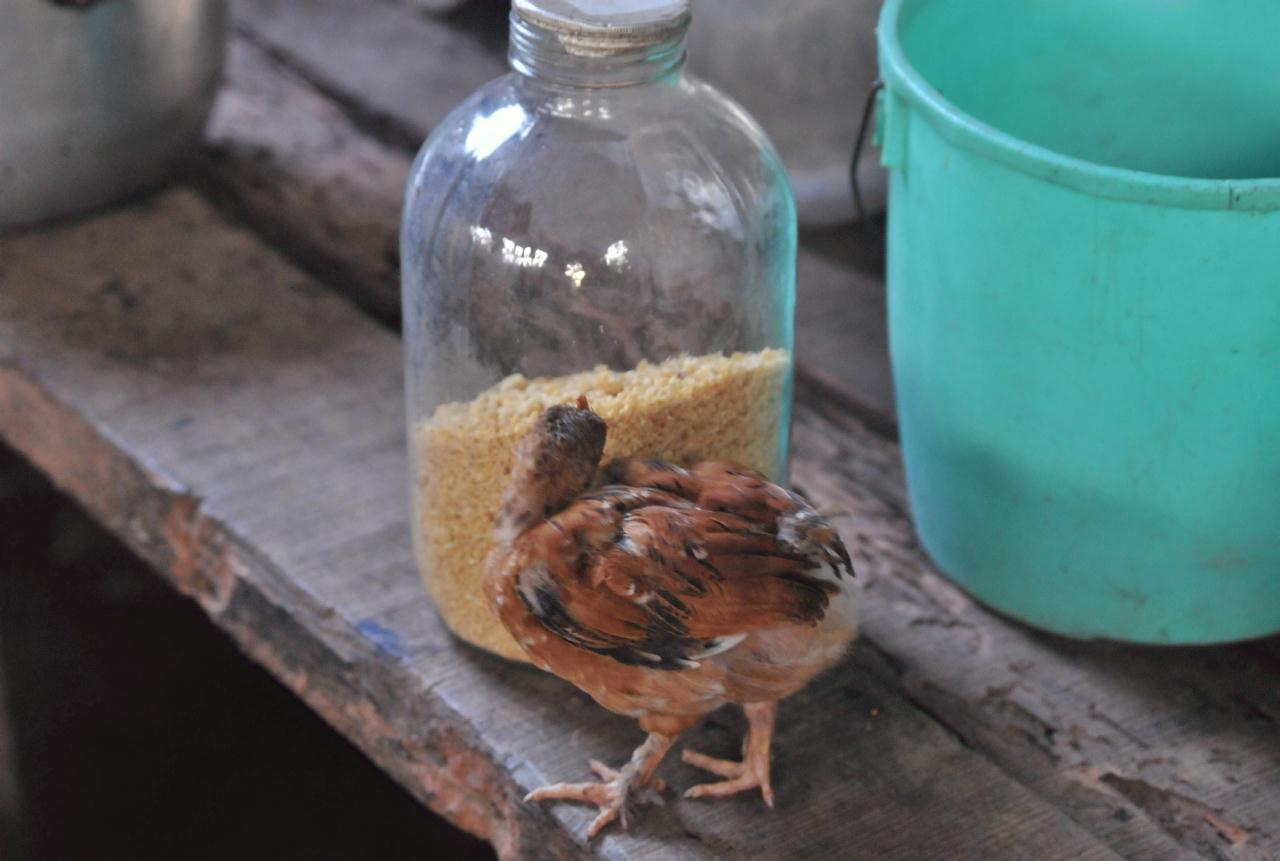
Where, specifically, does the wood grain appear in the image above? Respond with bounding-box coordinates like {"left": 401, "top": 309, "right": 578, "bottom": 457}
{"left": 194, "top": 20, "right": 1280, "bottom": 859}
{"left": 233, "top": 0, "right": 507, "bottom": 149}
{"left": 189, "top": 22, "right": 1280, "bottom": 861}
{"left": 3, "top": 5, "right": 1274, "bottom": 859}
{"left": 795, "top": 226, "right": 894, "bottom": 421}
{"left": 201, "top": 38, "right": 410, "bottom": 323}
{"left": 0, "top": 189, "right": 1126, "bottom": 861}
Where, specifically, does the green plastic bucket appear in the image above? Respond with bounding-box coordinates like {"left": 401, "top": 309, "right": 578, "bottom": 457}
{"left": 877, "top": 0, "right": 1280, "bottom": 643}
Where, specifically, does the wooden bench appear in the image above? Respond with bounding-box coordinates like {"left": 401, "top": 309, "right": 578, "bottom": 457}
{"left": 1, "top": 2, "right": 1276, "bottom": 858}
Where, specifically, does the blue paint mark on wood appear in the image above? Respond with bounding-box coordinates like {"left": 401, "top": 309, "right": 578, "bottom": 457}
{"left": 357, "top": 618, "right": 408, "bottom": 659}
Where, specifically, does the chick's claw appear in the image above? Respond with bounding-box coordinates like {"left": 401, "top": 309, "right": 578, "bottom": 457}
{"left": 682, "top": 700, "right": 777, "bottom": 808}
{"left": 681, "top": 748, "right": 746, "bottom": 778}
{"left": 527, "top": 735, "right": 673, "bottom": 839}
{"left": 588, "top": 759, "right": 616, "bottom": 780}
{"left": 525, "top": 777, "right": 629, "bottom": 838}
{"left": 682, "top": 749, "right": 775, "bottom": 808}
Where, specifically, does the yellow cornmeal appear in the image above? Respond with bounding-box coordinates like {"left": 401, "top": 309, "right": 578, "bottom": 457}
{"left": 413, "top": 348, "right": 791, "bottom": 661}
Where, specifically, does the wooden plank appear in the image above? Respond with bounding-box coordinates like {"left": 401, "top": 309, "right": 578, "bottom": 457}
{"left": 399, "top": 0, "right": 473, "bottom": 15}
{"left": 201, "top": 38, "right": 410, "bottom": 324}
{"left": 795, "top": 226, "right": 894, "bottom": 422}
{"left": 192, "top": 33, "right": 1280, "bottom": 861}
{"left": 0, "top": 189, "right": 1128, "bottom": 861}
{"left": 232, "top": 0, "right": 508, "bottom": 150}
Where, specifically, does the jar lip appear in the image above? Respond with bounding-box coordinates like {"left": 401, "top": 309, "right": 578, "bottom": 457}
{"left": 513, "top": 0, "right": 690, "bottom": 54}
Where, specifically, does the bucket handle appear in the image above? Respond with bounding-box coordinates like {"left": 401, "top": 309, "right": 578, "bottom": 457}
{"left": 850, "top": 79, "right": 884, "bottom": 224}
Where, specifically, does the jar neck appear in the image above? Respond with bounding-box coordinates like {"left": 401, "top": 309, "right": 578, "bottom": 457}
{"left": 508, "top": 10, "right": 688, "bottom": 88}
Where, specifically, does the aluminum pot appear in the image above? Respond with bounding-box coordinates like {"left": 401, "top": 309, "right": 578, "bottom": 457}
{"left": 0, "top": 0, "right": 228, "bottom": 229}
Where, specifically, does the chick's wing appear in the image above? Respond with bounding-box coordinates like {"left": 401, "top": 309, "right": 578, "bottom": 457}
{"left": 515, "top": 498, "right": 837, "bottom": 671}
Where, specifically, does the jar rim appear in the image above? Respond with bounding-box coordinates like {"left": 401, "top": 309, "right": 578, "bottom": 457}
{"left": 513, "top": 0, "right": 690, "bottom": 55}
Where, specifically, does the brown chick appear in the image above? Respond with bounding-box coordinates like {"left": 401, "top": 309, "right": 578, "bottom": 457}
{"left": 484, "top": 396, "right": 857, "bottom": 837}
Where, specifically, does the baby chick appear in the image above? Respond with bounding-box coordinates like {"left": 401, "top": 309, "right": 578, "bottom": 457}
{"left": 485, "top": 397, "right": 857, "bottom": 837}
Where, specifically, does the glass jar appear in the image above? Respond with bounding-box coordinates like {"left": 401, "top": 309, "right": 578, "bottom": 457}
{"left": 401, "top": 0, "right": 797, "bottom": 660}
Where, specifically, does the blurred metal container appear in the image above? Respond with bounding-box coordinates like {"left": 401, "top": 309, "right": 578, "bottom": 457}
{"left": 0, "top": 0, "right": 228, "bottom": 230}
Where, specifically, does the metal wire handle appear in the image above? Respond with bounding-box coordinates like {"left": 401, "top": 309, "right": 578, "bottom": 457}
{"left": 851, "top": 79, "right": 885, "bottom": 225}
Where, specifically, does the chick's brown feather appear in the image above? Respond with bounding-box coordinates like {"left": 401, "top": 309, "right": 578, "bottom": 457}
{"left": 607, "top": 459, "right": 806, "bottom": 529}
{"left": 506, "top": 461, "right": 846, "bottom": 673}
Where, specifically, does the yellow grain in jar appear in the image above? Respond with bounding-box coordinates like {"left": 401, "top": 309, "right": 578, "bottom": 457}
{"left": 412, "top": 349, "right": 791, "bottom": 660}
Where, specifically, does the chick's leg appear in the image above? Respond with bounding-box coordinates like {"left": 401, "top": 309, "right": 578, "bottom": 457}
{"left": 526, "top": 732, "right": 674, "bottom": 838}
{"left": 682, "top": 700, "right": 777, "bottom": 808}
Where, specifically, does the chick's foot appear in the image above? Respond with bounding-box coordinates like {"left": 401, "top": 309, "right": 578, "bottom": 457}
{"left": 525, "top": 732, "right": 674, "bottom": 838}
{"left": 682, "top": 700, "right": 777, "bottom": 808}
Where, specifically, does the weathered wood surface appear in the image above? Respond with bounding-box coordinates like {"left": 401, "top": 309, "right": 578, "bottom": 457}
{"left": 0, "top": 4, "right": 1275, "bottom": 859}
{"left": 234, "top": 0, "right": 508, "bottom": 150}
{"left": 197, "top": 17, "right": 1280, "bottom": 860}
{"left": 795, "top": 226, "right": 894, "bottom": 424}
{"left": 201, "top": 38, "right": 411, "bottom": 324}
{"left": 399, "top": 0, "right": 473, "bottom": 16}
{"left": 0, "top": 190, "right": 1136, "bottom": 861}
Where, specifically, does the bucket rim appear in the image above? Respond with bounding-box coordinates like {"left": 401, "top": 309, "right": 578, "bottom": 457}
{"left": 877, "top": 0, "right": 1280, "bottom": 211}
